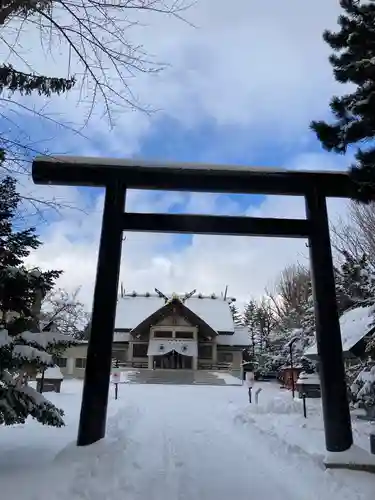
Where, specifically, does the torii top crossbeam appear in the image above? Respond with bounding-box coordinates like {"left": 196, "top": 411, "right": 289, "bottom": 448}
{"left": 32, "top": 155, "right": 357, "bottom": 198}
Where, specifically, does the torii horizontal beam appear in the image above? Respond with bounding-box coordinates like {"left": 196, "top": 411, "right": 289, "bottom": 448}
{"left": 122, "top": 212, "right": 310, "bottom": 238}
{"left": 32, "top": 155, "right": 356, "bottom": 198}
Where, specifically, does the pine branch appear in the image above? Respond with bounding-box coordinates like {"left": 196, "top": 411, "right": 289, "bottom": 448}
{"left": 0, "top": 64, "right": 75, "bottom": 96}
{"left": 0, "top": 0, "right": 53, "bottom": 26}
{"left": 310, "top": 1, "right": 375, "bottom": 202}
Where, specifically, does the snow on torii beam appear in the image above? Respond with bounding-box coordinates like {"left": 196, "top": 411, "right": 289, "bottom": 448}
{"left": 32, "top": 155, "right": 358, "bottom": 455}
{"left": 32, "top": 155, "right": 356, "bottom": 197}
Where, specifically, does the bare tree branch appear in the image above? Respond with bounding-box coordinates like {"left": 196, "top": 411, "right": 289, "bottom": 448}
{"left": 1, "top": 0, "right": 192, "bottom": 125}
{"left": 331, "top": 201, "right": 375, "bottom": 272}
{"left": 41, "top": 287, "right": 90, "bottom": 337}
{"left": 265, "top": 263, "right": 311, "bottom": 330}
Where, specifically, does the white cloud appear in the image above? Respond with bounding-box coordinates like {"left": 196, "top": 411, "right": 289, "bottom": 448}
{"left": 2, "top": 0, "right": 343, "bottom": 155}
{"left": 4, "top": 1, "right": 354, "bottom": 313}
{"left": 25, "top": 154, "right": 350, "bottom": 312}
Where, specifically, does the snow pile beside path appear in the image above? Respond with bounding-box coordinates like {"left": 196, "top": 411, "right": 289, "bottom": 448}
{"left": 325, "top": 444, "right": 375, "bottom": 468}
{"left": 250, "top": 395, "right": 304, "bottom": 415}
{"left": 234, "top": 383, "right": 375, "bottom": 464}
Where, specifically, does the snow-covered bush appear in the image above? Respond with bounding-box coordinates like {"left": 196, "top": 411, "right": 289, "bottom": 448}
{"left": 350, "top": 366, "right": 375, "bottom": 417}
{"left": 0, "top": 327, "right": 75, "bottom": 426}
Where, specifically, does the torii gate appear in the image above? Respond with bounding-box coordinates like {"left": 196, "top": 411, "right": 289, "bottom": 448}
{"left": 32, "top": 156, "right": 360, "bottom": 454}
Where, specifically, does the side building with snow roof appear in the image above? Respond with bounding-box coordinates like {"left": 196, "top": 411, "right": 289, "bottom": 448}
{"left": 304, "top": 305, "right": 375, "bottom": 363}
{"left": 59, "top": 291, "right": 250, "bottom": 378}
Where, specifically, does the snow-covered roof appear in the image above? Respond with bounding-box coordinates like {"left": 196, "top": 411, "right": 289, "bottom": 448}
{"left": 184, "top": 297, "right": 234, "bottom": 332}
{"left": 217, "top": 326, "right": 249, "bottom": 346}
{"left": 36, "top": 365, "right": 64, "bottom": 380}
{"left": 305, "top": 305, "right": 375, "bottom": 357}
{"left": 297, "top": 373, "right": 320, "bottom": 385}
{"left": 113, "top": 331, "right": 131, "bottom": 342}
{"left": 115, "top": 293, "right": 235, "bottom": 333}
{"left": 115, "top": 296, "right": 164, "bottom": 329}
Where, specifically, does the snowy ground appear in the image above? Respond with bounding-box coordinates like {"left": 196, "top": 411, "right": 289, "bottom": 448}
{"left": 212, "top": 371, "right": 242, "bottom": 385}
{"left": 1, "top": 380, "right": 375, "bottom": 500}
{"left": 237, "top": 383, "right": 375, "bottom": 457}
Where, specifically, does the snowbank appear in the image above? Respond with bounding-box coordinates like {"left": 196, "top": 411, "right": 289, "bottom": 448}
{"left": 325, "top": 444, "right": 375, "bottom": 470}
{"left": 234, "top": 383, "right": 375, "bottom": 460}
{"left": 246, "top": 394, "right": 304, "bottom": 415}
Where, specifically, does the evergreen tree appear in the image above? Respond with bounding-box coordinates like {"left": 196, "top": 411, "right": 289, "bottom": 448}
{"left": 0, "top": 169, "right": 76, "bottom": 427}
{"left": 255, "top": 298, "right": 275, "bottom": 353}
{"left": 335, "top": 251, "right": 375, "bottom": 312}
{"left": 300, "top": 356, "right": 315, "bottom": 374}
{"left": 79, "top": 319, "right": 91, "bottom": 341}
{"left": 310, "top": 0, "right": 375, "bottom": 202}
{"left": 284, "top": 294, "right": 317, "bottom": 368}
{"left": 243, "top": 299, "right": 258, "bottom": 356}
{"left": 242, "top": 298, "right": 283, "bottom": 374}
{"left": 229, "top": 302, "right": 242, "bottom": 326}
{"left": 299, "top": 295, "right": 316, "bottom": 348}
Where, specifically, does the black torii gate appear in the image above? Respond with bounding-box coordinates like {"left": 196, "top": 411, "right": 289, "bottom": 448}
{"left": 32, "top": 156, "right": 358, "bottom": 453}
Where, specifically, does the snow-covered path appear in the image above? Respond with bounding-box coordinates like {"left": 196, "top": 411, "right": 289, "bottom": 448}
{"left": 100, "top": 390, "right": 296, "bottom": 500}
{"left": 54, "top": 385, "right": 373, "bottom": 499}
{"left": 2, "top": 382, "right": 374, "bottom": 499}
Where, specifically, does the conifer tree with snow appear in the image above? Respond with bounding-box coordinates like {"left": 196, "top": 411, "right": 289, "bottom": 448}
{"left": 310, "top": 0, "right": 375, "bottom": 203}
{"left": 243, "top": 299, "right": 258, "bottom": 356}
{"left": 0, "top": 167, "right": 76, "bottom": 427}
{"left": 292, "top": 290, "right": 316, "bottom": 368}
{"left": 335, "top": 251, "right": 375, "bottom": 311}
{"left": 229, "top": 302, "right": 242, "bottom": 326}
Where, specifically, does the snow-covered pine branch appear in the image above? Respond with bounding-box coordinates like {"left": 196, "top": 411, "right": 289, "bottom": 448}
{"left": 350, "top": 366, "right": 375, "bottom": 417}
{"left": 0, "top": 370, "right": 64, "bottom": 426}
{"left": 0, "top": 174, "right": 78, "bottom": 427}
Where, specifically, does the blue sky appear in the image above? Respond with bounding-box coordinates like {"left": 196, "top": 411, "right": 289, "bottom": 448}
{"left": 20, "top": 110, "right": 343, "bottom": 251}
{"left": 1, "top": 0, "right": 352, "bottom": 308}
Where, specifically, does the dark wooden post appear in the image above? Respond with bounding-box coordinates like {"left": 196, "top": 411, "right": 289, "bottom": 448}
{"left": 77, "top": 182, "right": 125, "bottom": 446}
{"left": 289, "top": 342, "right": 296, "bottom": 399}
{"left": 305, "top": 188, "right": 353, "bottom": 452}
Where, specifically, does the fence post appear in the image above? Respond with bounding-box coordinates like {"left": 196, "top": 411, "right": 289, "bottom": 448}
{"left": 302, "top": 393, "right": 307, "bottom": 418}
{"left": 370, "top": 433, "right": 375, "bottom": 455}
{"left": 255, "top": 387, "right": 262, "bottom": 405}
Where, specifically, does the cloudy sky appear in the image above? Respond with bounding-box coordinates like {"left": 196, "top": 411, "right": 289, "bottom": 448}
{"left": 2, "top": 1, "right": 352, "bottom": 310}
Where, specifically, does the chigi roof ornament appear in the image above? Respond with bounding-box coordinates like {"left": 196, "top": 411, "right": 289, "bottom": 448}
{"left": 154, "top": 288, "right": 169, "bottom": 301}
{"left": 154, "top": 288, "right": 197, "bottom": 303}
